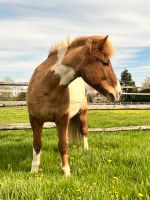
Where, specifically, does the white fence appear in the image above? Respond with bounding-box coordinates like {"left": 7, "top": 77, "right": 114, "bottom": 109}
{"left": 0, "top": 81, "right": 150, "bottom": 130}
{"left": 0, "top": 81, "right": 150, "bottom": 108}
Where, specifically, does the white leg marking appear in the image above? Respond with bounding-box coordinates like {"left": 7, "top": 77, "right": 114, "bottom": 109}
{"left": 31, "top": 149, "right": 41, "bottom": 173}
{"left": 62, "top": 164, "right": 71, "bottom": 177}
{"left": 52, "top": 46, "right": 75, "bottom": 86}
{"left": 83, "top": 136, "right": 89, "bottom": 150}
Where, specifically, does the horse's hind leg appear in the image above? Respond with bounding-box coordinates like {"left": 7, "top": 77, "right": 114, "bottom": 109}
{"left": 30, "top": 116, "right": 43, "bottom": 173}
{"left": 78, "top": 109, "right": 89, "bottom": 150}
{"left": 56, "top": 113, "right": 70, "bottom": 177}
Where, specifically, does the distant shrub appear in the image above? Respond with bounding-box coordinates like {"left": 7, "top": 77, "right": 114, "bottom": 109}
{"left": 15, "top": 92, "right": 26, "bottom": 101}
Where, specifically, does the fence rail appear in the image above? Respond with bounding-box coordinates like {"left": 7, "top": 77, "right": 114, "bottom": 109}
{"left": 0, "top": 122, "right": 150, "bottom": 132}
{"left": 0, "top": 101, "right": 26, "bottom": 107}
{"left": 0, "top": 90, "right": 27, "bottom": 93}
{"left": 1, "top": 81, "right": 150, "bottom": 95}
{"left": 0, "top": 81, "right": 28, "bottom": 86}
{"left": 1, "top": 101, "right": 150, "bottom": 109}
{"left": 1, "top": 81, "right": 150, "bottom": 130}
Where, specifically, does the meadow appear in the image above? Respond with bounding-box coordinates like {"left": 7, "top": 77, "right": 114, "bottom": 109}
{"left": 0, "top": 108, "right": 150, "bottom": 199}
{"left": 1, "top": 107, "right": 150, "bottom": 127}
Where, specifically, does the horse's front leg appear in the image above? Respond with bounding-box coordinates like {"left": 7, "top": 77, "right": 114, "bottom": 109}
{"left": 78, "top": 109, "right": 89, "bottom": 150}
{"left": 30, "top": 116, "right": 44, "bottom": 173}
{"left": 56, "top": 113, "right": 70, "bottom": 177}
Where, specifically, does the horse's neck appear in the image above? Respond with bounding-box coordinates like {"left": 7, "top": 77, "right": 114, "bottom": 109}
{"left": 51, "top": 47, "right": 76, "bottom": 86}
{"left": 38, "top": 45, "right": 78, "bottom": 93}
{"left": 52, "top": 63, "right": 76, "bottom": 86}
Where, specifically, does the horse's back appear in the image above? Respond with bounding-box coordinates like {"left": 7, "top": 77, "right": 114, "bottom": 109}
{"left": 69, "top": 78, "right": 87, "bottom": 119}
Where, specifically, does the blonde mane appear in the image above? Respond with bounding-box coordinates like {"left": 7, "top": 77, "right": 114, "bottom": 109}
{"left": 48, "top": 35, "right": 115, "bottom": 57}
{"left": 48, "top": 38, "right": 72, "bottom": 56}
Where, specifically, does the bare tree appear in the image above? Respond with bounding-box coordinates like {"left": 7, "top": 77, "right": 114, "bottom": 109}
{"left": 142, "top": 76, "right": 150, "bottom": 88}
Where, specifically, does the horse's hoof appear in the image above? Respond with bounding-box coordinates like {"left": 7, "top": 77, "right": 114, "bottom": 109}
{"left": 84, "top": 146, "right": 89, "bottom": 151}
{"left": 31, "top": 166, "right": 39, "bottom": 173}
{"left": 64, "top": 171, "right": 71, "bottom": 177}
{"left": 62, "top": 165, "right": 71, "bottom": 177}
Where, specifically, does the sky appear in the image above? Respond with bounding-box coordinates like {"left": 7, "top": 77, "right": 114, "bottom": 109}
{"left": 0, "top": 0, "right": 150, "bottom": 86}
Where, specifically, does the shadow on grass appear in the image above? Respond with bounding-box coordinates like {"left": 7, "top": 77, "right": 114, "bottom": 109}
{"left": 0, "top": 143, "right": 59, "bottom": 175}
{"left": 0, "top": 144, "right": 60, "bottom": 172}
{"left": 0, "top": 142, "right": 32, "bottom": 172}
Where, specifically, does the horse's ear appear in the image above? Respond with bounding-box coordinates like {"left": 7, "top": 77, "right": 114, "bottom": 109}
{"left": 98, "top": 35, "right": 108, "bottom": 50}
{"left": 102, "top": 35, "right": 109, "bottom": 43}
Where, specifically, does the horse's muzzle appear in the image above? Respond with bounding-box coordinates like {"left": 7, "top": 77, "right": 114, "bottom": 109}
{"left": 107, "top": 92, "right": 121, "bottom": 103}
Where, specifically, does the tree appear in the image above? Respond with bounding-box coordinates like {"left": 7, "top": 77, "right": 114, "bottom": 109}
{"left": 134, "top": 76, "right": 150, "bottom": 102}
{"left": 120, "top": 69, "right": 135, "bottom": 87}
{"left": 138, "top": 88, "right": 150, "bottom": 102}
{"left": 120, "top": 69, "right": 137, "bottom": 102}
{"left": 142, "top": 76, "right": 150, "bottom": 88}
{"left": 15, "top": 91, "right": 26, "bottom": 101}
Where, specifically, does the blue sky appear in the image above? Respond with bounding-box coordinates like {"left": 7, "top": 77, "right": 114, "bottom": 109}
{"left": 0, "top": 0, "right": 150, "bottom": 86}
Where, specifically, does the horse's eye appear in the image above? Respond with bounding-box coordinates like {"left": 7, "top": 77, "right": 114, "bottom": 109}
{"left": 99, "top": 59, "right": 110, "bottom": 66}
{"left": 101, "top": 50, "right": 105, "bottom": 55}
{"left": 104, "top": 60, "right": 110, "bottom": 65}
{"left": 99, "top": 51, "right": 110, "bottom": 66}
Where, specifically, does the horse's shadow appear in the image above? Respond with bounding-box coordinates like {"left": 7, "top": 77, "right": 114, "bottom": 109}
{"left": 0, "top": 141, "right": 32, "bottom": 172}
{"left": 0, "top": 140, "right": 59, "bottom": 173}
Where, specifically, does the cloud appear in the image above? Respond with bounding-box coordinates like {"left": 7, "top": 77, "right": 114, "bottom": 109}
{"left": 0, "top": 0, "right": 150, "bottom": 85}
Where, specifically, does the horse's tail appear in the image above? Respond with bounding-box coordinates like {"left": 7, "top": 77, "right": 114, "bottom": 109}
{"left": 68, "top": 114, "right": 82, "bottom": 146}
{"left": 68, "top": 95, "right": 88, "bottom": 146}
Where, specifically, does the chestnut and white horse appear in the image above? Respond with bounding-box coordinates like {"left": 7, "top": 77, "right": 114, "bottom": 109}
{"left": 27, "top": 35, "right": 121, "bottom": 176}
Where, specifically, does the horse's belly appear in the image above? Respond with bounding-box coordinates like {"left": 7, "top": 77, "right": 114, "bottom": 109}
{"left": 69, "top": 78, "right": 87, "bottom": 118}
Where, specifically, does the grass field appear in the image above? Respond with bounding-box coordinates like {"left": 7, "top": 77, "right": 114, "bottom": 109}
{"left": 1, "top": 108, "right": 150, "bottom": 199}
{"left": 1, "top": 107, "right": 150, "bottom": 128}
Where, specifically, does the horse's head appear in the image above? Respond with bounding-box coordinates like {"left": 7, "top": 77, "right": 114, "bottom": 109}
{"left": 80, "top": 36, "right": 121, "bottom": 102}
{"left": 52, "top": 35, "right": 121, "bottom": 102}
{"left": 64, "top": 35, "right": 121, "bottom": 102}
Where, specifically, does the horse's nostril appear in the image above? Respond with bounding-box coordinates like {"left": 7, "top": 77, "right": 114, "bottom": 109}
{"left": 107, "top": 93, "right": 115, "bottom": 102}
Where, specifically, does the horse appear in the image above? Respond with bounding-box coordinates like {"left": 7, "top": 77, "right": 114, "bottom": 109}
{"left": 27, "top": 35, "right": 121, "bottom": 176}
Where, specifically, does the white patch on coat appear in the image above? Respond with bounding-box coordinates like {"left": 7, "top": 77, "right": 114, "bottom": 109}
{"left": 62, "top": 164, "right": 71, "bottom": 177}
{"left": 83, "top": 136, "right": 89, "bottom": 150}
{"left": 31, "top": 149, "right": 41, "bottom": 173}
{"left": 52, "top": 46, "right": 75, "bottom": 86}
{"left": 69, "top": 77, "right": 87, "bottom": 118}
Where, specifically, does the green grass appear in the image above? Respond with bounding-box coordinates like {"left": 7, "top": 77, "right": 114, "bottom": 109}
{"left": 1, "top": 129, "right": 150, "bottom": 199}
{"left": 1, "top": 107, "right": 150, "bottom": 128}
{"left": 1, "top": 108, "right": 150, "bottom": 199}
{"left": 88, "top": 110, "right": 150, "bottom": 128}
{"left": 0, "top": 107, "right": 29, "bottom": 123}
